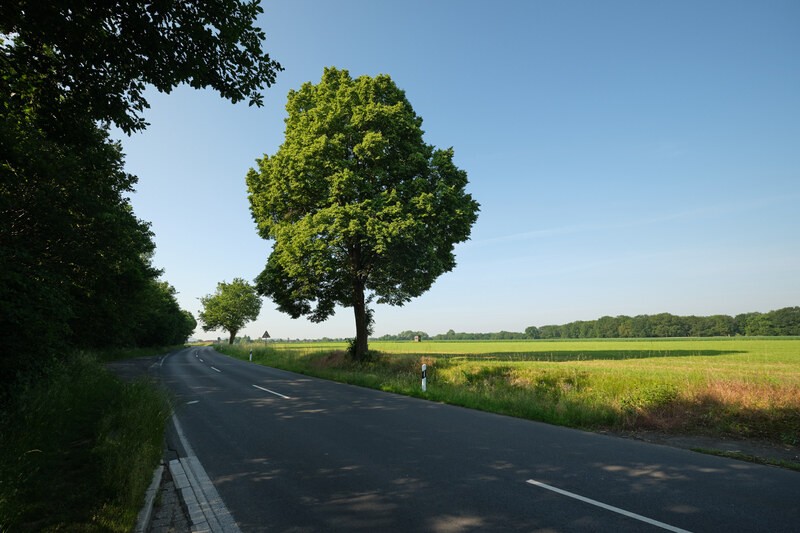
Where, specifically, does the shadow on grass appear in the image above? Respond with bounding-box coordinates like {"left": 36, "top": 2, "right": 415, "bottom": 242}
{"left": 372, "top": 349, "right": 748, "bottom": 363}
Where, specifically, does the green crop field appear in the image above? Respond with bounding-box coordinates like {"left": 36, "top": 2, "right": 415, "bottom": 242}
{"left": 217, "top": 338, "right": 800, "bottom": 448}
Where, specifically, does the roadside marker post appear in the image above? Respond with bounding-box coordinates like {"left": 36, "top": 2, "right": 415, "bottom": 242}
{"left": 421, "top": 364, "right": 427, "bottom": 392}
{"left": 249, "top": 349, "right": 253, "bottom": 362}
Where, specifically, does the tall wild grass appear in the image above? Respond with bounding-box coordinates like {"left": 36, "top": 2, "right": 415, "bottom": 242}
{"left": 0, "top": 353, "right": 169, "bottom": 531}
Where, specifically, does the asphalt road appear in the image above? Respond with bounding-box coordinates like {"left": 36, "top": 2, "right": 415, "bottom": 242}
{"left": 158, "top": 346, "right": 799, "bottom": 532}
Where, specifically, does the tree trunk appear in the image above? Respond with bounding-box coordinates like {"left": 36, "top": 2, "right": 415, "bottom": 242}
{"left": 352, "top": 279, "right": 369, "bottom": 360}
{"left": 228, "top": 329, "right": 238, "bottom": 345}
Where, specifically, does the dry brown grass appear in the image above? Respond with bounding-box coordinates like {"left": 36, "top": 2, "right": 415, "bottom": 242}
{"left": 309, "top": 350, "right": 349, "bottom": 369}
{"left": 626, "top": 380, "right": 800, "bottom": 444}
{"left": 697, "top": 380, "right": 800, "bottom": 410}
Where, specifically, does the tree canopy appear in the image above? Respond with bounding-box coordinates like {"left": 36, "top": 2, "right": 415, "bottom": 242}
{"left": 1, "top": 0, "right": 282, "bottom": 133}
{"left": 1, "top": 97, "right": 195, "bottom": 380}
{"left": 199, "top": 278, "right": 262, "bottom": 344}
{"left": 247, "top": 67, "right": 479, "bottom": 359}
{"left": 1, "top": 0, "right": 279, "bottom": 387}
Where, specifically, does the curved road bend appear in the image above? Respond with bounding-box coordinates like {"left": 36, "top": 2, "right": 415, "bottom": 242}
{"left": 158, "top": 346, "right": 799, "bottom": 532}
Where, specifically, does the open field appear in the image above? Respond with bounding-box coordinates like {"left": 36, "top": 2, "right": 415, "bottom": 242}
{"left": 217, "top": 338, "right": 800, "bottom": 451}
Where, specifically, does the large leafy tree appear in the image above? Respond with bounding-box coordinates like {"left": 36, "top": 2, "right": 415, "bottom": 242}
{"left": 0, "top": 94, "right": 196, "bottom": 375}
{"left": 247, "top": 67, "right": 479, "bottom": 359}
{"left": 1, "top": 0, "right": 280, "bottom": 385}
{"left": 0, "top": 98, "right": 158, "bottom": 377}
{"left": 199, "top": 278, "right": 262, "bottom": 344}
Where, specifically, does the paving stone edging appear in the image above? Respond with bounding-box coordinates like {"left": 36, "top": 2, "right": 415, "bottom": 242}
{"left": 135, "top": 464, "right": 164, "bottom": 532}
{"left": 170, "top": 457, "right": 241, "bottom": 533}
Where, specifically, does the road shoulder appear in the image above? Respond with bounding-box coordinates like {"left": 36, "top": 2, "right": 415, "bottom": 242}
{"left": 106, "top": 352, "right": 193, "bottom": 532}
{"left": 612, "top": 429, "right": 800, "bottom": 468}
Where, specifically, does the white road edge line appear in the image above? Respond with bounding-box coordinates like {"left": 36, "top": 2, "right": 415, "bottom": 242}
{"left": 252, "top": 384, "right": 291, "bottom": 399}
{"left": 171, "top": 414, "right": 241, "bottom": 532}
{"left": 199, "top": 358, "right": 204, "bottom": 363}
{"left": 525, "top": 479, "right": 692, "bottom": 533}
{"left": 210, "top": 366, "right": 221, "bottom": 373}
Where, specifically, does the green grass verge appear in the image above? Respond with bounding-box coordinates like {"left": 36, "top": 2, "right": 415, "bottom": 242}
{"left": 0, "top": 352, "right": 170, "bottom": 532}
{"left": 217, "top": 338, "right": 800, "bottom": 447}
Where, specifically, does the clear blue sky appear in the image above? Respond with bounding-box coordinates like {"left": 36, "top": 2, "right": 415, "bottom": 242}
{"left": 113, "top": 0, "right": 800, "bottom": 340}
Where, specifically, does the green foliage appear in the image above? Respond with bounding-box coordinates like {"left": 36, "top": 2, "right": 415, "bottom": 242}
{"left": 530, "top": 307, "right": 800, "bottom": 339}
{"left": 525, "top": 326, "right": 541, "bottom": 339}
{"left": 0, "top": 354, "right": 169, "bottom": 531}
{"left": 133, "top": 281, "right": 198, "bottom": 347}
{"left": 346, "top": 338, "right": 359, "bottom": 360}
{"left": 620, "top": 384, "right": 680, "bottom": 413}
{"left": 0, "top": 88, "right": 193, "bottom": 382}
{"left": 432, "top": 330, "right": 530, "bottom": 341}
{"left": 376, "top": 330, "right": 430, "bottom": 341}
{"left": 1, "top": 0, "right": 282, "bottom": 134}
{"left": 247, "top": 67, "right": 479, "bottom": 359}
{"left": 199, "top": 278, "right": 262, "bottom": 344}
{"left": 345, "top": 338, "right": 380, "bottom": 361}
{"left": 1, "top": 0, "right": 271, "bottom": 386}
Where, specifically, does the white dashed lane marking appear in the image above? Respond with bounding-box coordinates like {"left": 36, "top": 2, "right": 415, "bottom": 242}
{"left": 252, "top": 384, "right": 291, "bottom": 399}
{"left": 526, "top": 479, "right": 692, "bottom": 533}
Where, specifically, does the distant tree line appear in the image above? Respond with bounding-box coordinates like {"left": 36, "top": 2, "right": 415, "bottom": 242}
{"left": 375, "top": 329, "right": 529, "bottom": 341}
{"left": 526, "top": 307, "right": 800, "bottom": 339}
{"left": 375, "top": 330, "right": 432, "bottom": 341}
{"left": 375, "top": 307, "right": 800, "bottom": 341}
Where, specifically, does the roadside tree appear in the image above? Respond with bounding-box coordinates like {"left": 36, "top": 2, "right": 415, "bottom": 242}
{"left": 247, "top": 67, "right": 479, "bottom": 360}
{"left": 199, "top": 278, "right": 262, "bottom": 344}
{"left": 1, "top": 0, "right": 280, "bottom": 385}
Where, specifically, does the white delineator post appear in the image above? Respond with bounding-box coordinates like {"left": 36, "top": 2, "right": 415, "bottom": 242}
{"left": 421, "top": 363, "right": 427, "bottom": 392}
{"left": 249, "top": 349, "right": 253, "bottom": 362}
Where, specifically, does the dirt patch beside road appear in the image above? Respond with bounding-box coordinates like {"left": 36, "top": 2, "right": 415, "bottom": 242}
{"left": 105, "top": 354, "right": 164, "bottom": 382}
{"left": 611, "top": 429, "right": 800, "bottom": 469}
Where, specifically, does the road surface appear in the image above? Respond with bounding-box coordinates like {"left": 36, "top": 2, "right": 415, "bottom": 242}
{"left": 157, "top": 346, "right": 799, "bottom": 532}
